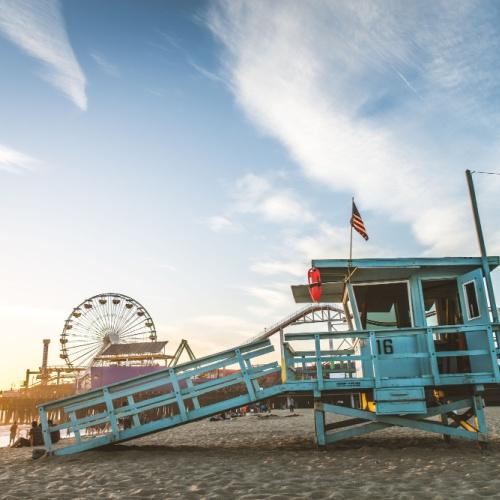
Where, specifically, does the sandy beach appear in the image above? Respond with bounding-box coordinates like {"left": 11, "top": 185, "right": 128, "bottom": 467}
{"left": 1, "top": 408, "right": 500, "bottom": 499}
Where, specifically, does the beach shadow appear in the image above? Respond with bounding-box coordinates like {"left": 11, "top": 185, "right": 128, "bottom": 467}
{"left": 94, "top": 435, "right": 500, "bottom": 456}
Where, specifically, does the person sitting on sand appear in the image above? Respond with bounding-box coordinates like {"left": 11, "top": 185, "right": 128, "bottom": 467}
{"left": 12, "top": 436, "right": 31, "bottom": 448}
{"left": 9, "top": 421, "right": 18, "bottom": 446}
{"left": 12, "top": 425, "right": 33, "bottom": 448}
{"left": 47, "top": 420, "right": 60, "bottom": 444}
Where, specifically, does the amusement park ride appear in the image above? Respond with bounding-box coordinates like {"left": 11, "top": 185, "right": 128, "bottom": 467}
{"left": 37, "top": 171, "right": 500, "bottom": 456}
{"left": 59, "top": 293, "right": 158, "bottom": 370}
{"left": 22, "top": 293, "right": 197, "bottom": 391}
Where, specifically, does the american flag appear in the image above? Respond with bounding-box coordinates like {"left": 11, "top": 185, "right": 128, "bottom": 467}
{"left": 351, "top": 201, "right": 369, "bottom": 241}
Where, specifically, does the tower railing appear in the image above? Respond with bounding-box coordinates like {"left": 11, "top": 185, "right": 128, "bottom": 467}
{"left": 283, "top": 323, "right": 500, "bottom": 391}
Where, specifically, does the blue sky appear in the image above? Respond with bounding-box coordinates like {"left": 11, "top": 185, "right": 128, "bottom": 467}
{"left": 0, "top": 0, "right": 499, "bottom": 388}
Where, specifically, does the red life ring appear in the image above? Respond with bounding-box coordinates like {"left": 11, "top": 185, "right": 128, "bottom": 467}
{"left": 307, "top": 267, "right": 322, "bottom": 302}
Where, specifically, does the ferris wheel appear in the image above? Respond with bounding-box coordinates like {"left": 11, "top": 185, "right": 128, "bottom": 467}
{"left": 60, "top": 293, "right": 157, "bottom": 369}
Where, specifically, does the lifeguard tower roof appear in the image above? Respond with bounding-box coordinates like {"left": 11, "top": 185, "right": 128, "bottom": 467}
{"left": 292, "top": 256, "right": 500, "bottom": 303}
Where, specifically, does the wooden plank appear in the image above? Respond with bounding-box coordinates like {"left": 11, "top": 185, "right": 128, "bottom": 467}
{"left": 425, "top": 328, "right": 441, "bottom": 385}
{"left": 169, "top": 369, "right": 187, "bottom": 421}
{"left": 325, "top": 422, "right": 390, "bottom": 444}
{"left": 368, "top": 331, "right": 380, "bottom": 387}
{"left": 127, "top": 396, "right": 141, "bottom": 427}
{"left": 235, "top": 348, "right": 256, "bottom": 400}
{"left": 102, "top": 387, "right": 119, "bottom": 440}
{"left": 435, "top": 349, "right": 489, "bottom": 358}
{"left": 291, "top": 354, "right": 366, "bottom": 363}
{"left": 486, "top": 325, "right": 500, "bottom": 380}
{"left": 314, "top": 408, "right": 326, "bottom": 446}
{"left": 375, "top": 414, "right": 481, "bottom": 441}
{"left": 38, "top": 406, "right": 53, "bottom": 453}
{"left": 314, "top": 335, "right": 324, "bottom": 392}
{"left": 186, "top": 378, "right": 200, "bottom": 410}
{"left": 68, "top": 411, "right": 81, "bottom": 443}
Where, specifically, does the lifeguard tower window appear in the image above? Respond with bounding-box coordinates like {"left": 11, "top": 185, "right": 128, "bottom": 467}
{"left": 464, "top": 281, "right": 480, "bottom": 320}
{"left": 422, "top": 279, "right": 462, "bottom": 326}
{"left": 353, "top": 282, "right": 412, "bottom": 330}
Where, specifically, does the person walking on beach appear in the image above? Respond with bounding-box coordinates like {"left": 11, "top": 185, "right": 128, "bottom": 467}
{"left": 9, "top": 421, "right": 18, "bottom": 446}
{"left": 287, "top": 396, "right": 295, "bottom": 413}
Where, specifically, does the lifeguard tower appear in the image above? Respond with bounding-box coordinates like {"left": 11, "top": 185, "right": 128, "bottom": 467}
{"left": 37, "top": 255, "right": 500, "bottom": 455}
{"left": 288, "top": 256, "right": 500, "bottom": 445}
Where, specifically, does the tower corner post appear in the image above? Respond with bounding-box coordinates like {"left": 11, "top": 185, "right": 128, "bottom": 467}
{"left": 465, "top": 169, "right": 499, "bottom": 324}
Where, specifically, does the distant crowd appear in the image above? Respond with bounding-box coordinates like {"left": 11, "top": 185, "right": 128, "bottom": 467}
{"left": 9, "top": 420, "right": 60, "bottom": 448}
{"left": 209, "top": 397, "right": 295, "bottom": 421}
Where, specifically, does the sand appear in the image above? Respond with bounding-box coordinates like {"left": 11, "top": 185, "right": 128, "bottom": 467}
{"left": 2, "top": 408, "right": 500, "bottom": 499}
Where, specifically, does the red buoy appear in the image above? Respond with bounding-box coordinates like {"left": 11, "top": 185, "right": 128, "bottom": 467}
{"left": 307, "top": 267, "right": 322, "bottom": 302}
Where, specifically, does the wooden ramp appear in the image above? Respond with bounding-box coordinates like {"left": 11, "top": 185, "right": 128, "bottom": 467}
{"left": 38, "top": 339, "right": 285, "bottom": 456}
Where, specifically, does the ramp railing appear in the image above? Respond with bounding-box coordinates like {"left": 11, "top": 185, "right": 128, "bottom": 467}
{"left": 38, "top": 339, "right": 283, "bottom": 456}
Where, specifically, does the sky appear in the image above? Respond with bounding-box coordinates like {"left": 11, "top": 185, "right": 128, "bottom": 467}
{"left": 0, "top": 0, "right": 499, "bottom": 389}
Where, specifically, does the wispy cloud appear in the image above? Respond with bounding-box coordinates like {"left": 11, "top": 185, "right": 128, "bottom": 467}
{"left": 0, "top": 144, "right": 38, "bottom": 174}
{"left": 250, "top": 259, "right": 304, "bottom": 278}
{"left": 0, "top": 0, "right": 87, "bottom": 110}
{"left": 159, "top": 263, "right": 177, "bottom": 272}
{"left": 187, "top": 58, "right": 225, "bottom": 85}
{"left": 207, "top": 215, "right": 239, "bottom": 233}
{"left": 241, "top": 281, "right": 296, "bottom": 319}
{"left": 90, "top": 51, "right": 120, "bottom": 78}
{"left": 147, "top": 87, "right": 166, "bottom": 98}
{"left": 232, "top": 173, "right": 314, "bottom": 224}
{"left": 151, "top": 29, "right": 226, "bottom": 87}
{"left": 207, "top": 1, "right": 500, "bottom": 256}
{"left": 243, "top": 283, "right": 291, "bottom": 308}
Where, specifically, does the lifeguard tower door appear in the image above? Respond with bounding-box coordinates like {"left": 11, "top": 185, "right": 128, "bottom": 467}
{"left": 456, "top": 268, "right": 491, "bottom": 373}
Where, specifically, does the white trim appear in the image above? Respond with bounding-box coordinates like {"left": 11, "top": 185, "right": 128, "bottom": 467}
{"left": 462, "top": 279, "right": 481, "bottom": 320}
{"left": 346, "top": 283, "right": 362, "bottom": 331}
{"left": 342, "top": 286, "right": 354, "bottom": 331}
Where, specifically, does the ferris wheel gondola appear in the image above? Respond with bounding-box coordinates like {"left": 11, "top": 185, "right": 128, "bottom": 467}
{"left": 60, "top": 293, "right": 157, "bottom": 370}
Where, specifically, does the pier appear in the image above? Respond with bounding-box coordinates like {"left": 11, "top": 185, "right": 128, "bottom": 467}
{"left": 1, "top": 384, "right": 75, "bottom": 424}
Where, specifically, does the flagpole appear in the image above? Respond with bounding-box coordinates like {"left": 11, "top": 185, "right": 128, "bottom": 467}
{"left": 347, "top": 197, "right": 354, "bottom": 286}
{"left": 349, "top": 197, "right": 354, "bottom": 262}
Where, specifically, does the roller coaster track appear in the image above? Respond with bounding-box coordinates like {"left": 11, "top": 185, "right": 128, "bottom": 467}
{"left": 247, "top": 304, "right": 346, "bottom": 344}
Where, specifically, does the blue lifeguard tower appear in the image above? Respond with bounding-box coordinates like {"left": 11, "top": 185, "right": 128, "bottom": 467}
{"left": 288, "top": 256, "right": 500, "bottom": 445}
